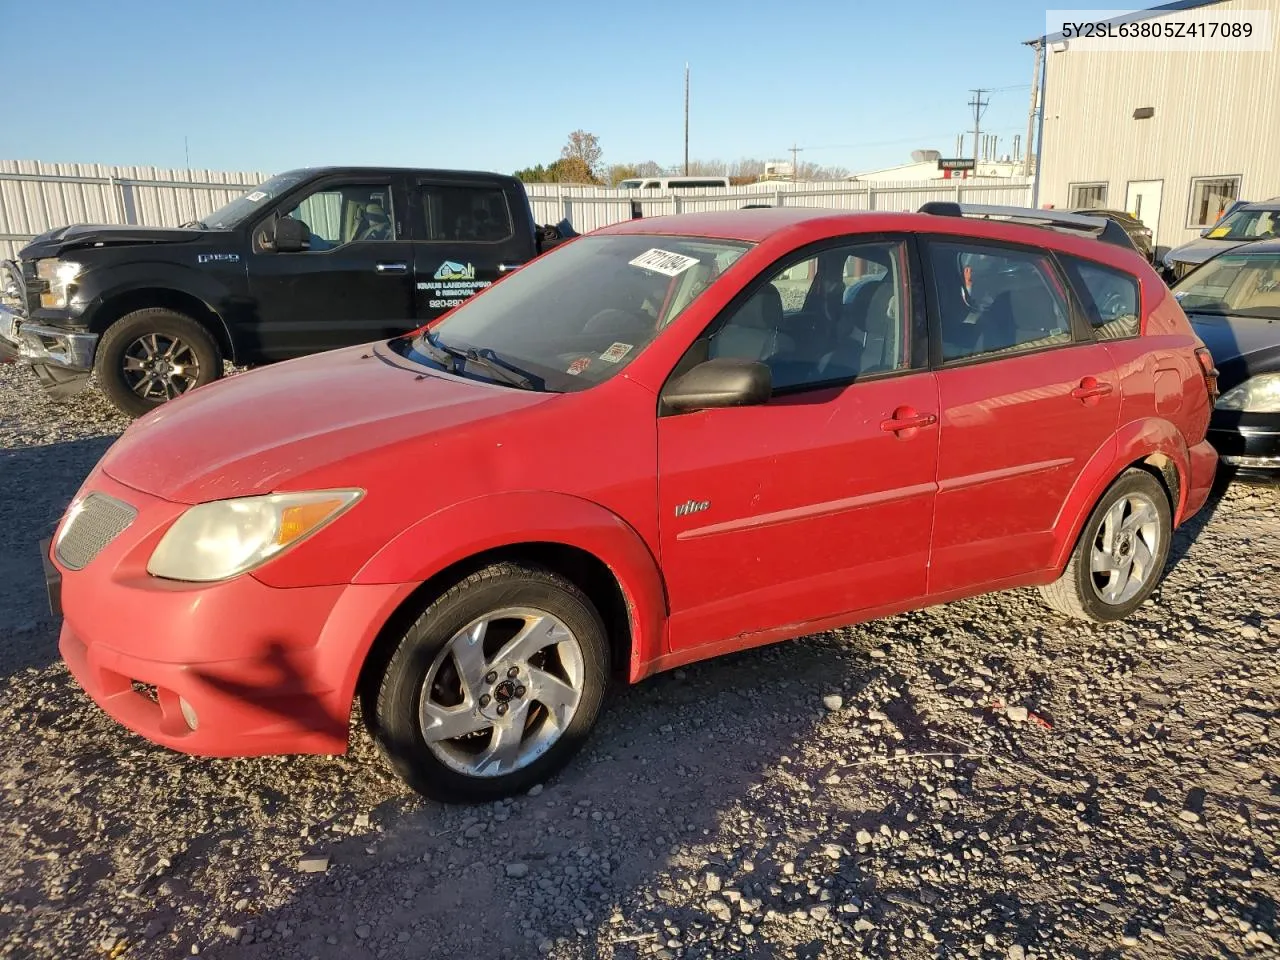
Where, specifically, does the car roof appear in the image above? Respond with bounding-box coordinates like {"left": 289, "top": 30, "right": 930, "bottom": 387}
{"left": 276, "top": 165, "right": 520, "bottom": 184}
{"left": 594, "top": 208, "right": 1148, "bottom": 265}
{"left": 1240, "top": 200, "right": 1280, "bottom": 211}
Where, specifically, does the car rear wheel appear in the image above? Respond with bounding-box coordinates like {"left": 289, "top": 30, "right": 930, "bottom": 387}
{"left": 96, "top": 308, "right": 223, "bottom": 417}
{"left": 1040, "top": 468, "right": 1172, "bottom": 622}
{"left": 368, "top": 563, "right": 610, "bottom": 803}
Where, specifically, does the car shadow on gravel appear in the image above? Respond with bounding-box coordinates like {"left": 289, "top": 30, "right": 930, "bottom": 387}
{"left": 0, "top": 436, "right": 114, "bottom": 678}
{"left": 186, "top": 635, "right": 893, "bottom": 959}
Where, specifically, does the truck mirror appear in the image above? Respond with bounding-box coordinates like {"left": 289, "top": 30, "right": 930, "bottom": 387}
{"left": 272, "top": 216, "right": 310, "bottom": 253}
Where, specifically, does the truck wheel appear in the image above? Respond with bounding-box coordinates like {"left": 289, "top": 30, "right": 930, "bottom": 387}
{"left": 95, "top": 308, "right": 223, "bottom": 417}
{"left": 369, "top": 563, "right": 610, "bottom": 803}
{"left": 1039, "top": 468, "right": 1172, "bottom": 622}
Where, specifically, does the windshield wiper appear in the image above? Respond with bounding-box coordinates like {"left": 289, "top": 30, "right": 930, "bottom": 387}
{"left": 416, "top": 333, "right": 539, "bottom": 389}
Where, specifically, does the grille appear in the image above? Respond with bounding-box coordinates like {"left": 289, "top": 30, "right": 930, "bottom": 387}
{"left": 55, "top": 493, "right": 137, "bottom": 571}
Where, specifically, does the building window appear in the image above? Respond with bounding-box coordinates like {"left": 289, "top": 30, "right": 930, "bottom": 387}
{"left": 1187, "top": 176, "right": 1241, "bottom": 228}
{"left": 1068, "top": 182, "right": 1108, "bottom": 208}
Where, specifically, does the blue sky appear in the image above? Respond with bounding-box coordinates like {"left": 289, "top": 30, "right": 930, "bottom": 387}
{"left": 8, "top": 0, "right": 1056, "bottom": 177}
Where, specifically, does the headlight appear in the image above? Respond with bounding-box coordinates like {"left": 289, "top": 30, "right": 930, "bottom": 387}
{"left": 1216, "top": 373, "right": 1280, "bottom": 413}
{"left": 35, "top": 259, "right": 82, "bottom": 309}
{"left": 147, "top": 489, "right": 363, "bottom": 582}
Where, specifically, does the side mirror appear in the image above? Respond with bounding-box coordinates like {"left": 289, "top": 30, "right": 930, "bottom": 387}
{"left": 661, "top": 358, "right": 771, "bottom": 414}
{"left": 270, "top": 216, "right": 310, "bottom": 253}
{"left": 1199, "top": 227, "right": 1212, "bottom": 237}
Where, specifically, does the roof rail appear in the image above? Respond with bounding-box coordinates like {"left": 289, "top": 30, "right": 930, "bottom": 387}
{"left": 917, "top": 201, "right": 1138, "bottom": 253}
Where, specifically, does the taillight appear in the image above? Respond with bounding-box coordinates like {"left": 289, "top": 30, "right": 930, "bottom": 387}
{"left": 1194, "top": 347, "right": 1219, "bottom": 403}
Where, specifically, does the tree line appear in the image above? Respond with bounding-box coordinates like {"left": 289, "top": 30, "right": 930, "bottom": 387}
{"left": 514, "top": 131, "right": 851, "bottom": 186}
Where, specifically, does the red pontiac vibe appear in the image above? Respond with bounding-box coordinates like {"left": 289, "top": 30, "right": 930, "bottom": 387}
{"left": 48, "top": 205, "right": 1220, "bottom": 802}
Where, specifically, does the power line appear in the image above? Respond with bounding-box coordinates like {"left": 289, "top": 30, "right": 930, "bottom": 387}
{"left": 968, "top": 88, "right": 990, "bottom": 166}
{"left": 789, "top": 143, "right": 804, "bottom": 179}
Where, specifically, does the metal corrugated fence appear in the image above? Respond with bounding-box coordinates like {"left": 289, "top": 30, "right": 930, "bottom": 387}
{"left": 1, "top": 160, "right": 1033, "bottom": 259}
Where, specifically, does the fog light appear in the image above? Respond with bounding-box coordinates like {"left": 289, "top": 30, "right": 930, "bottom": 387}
{"left": 1223, "top": 454, "right": 1280, "bottom": 469}
{"left": 179, "top": 697, "right": 199, "bottom": 731}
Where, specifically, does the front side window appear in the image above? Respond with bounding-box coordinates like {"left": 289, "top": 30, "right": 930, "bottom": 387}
{"left": 1063, "top": 257, "right": 1140, "bottom": 340}
{"left": 928, "top": 242, "right": 1072, "bottom": 362}
{"left": 1173, "top": 254, "right": 1280, "bottom": 320}
{"left": 1204, "top": 207, "right": 1279, "bottom": 241}
{"left": 1188, "top": 176, "right": 1241, "bottom": 228}
{"left": 280, "top": 183, "right": 394, "bottom": 251}
{"left": 397, "top": 234, "right": 750, "bottom": 392}
{"left": 705, "top": 240, "right": 911, "bottom": 390}
{"left": 418, "top": 184, "right": 513, "bottom": 242}
{"left": 1069, "top": 182, "right": 1108, "bottom": 208}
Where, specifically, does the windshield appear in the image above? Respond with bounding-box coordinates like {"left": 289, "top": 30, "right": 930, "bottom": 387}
{"left": 1205, "top": 208, "right": 1280, "bottom": 241}
{"left": 1173, "top": 253, "right": 1280, "bottom": 319}
{"left": 202, "top": 171, "right": 312, "bottom": 229}
{"left": 617, "top": 180, "right": 643, "bottom": 190}
{"left": 397, "top": 234, "right": 752, "bottom": 392}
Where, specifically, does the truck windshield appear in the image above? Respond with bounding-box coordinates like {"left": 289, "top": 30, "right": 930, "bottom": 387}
{"left": 398, "top": 234, "right": 751, "bottom": 392}
{"left": 1173, "top": 253, "right": 1280, "bottom": 319}
{"left": 1205, "top": 207, "right": 1279, "bottom": 241}
{"left": 202, "top": 171, "right": 312, "bottom": 229}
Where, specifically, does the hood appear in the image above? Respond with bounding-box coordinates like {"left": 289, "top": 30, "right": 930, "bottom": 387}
{"left": 1164, "top": 236, "right": 1252, "bottom": 267}
{"left": 1186, "top": 311, "right": 1280, "bottom": 389}
{"left": 100, "top": 343, "right": 555, "bottom": 503}
{"left": 19, "top": 223, "right": 207, "bottom": 259}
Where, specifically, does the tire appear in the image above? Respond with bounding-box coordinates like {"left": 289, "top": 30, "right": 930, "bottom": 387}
{"left": 1040, "top": 468, "right": 1172, "bottom": 622}
{"left": 95, "top": 308, "right": 223, "bottom": 417}
{"left": 369, "top": 563, "right": 611, "bottom": 803}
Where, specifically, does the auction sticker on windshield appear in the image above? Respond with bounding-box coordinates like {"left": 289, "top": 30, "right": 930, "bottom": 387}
{"left": 599, "top": 342, "right": 633, "bottom": 363}
{"left": 629, "top": 248, "right": 700, "bottom": 276}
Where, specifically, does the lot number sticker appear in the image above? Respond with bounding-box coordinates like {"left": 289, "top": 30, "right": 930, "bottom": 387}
{"left": 599, "top": 342, "right": 633, "bottom": 363}
{"left": 629, "top": 248, "right": 699, "bottom": 277}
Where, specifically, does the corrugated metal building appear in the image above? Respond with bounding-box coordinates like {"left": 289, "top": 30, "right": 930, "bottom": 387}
{"left": 1032, "top": 0, "right": 1280, "bottom": 256}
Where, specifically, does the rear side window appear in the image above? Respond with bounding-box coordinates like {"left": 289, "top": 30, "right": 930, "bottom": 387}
{"left": 1062, "top": 257, "right": 1140, "bottom": 340}
{"left": 927, "top": 241, "right": 1072, "bottom": 362}
{"left": 418, "top": 184, "right": 513, "bottom": 242}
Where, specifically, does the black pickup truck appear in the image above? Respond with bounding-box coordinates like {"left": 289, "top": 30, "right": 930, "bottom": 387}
{"left": 0, "top": 166, "right": 575, "bottom": 415}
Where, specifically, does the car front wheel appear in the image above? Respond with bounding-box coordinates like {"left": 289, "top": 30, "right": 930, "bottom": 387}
{"left": 1040, "top": 468, "right": 1173, "bottom": 622}
{"left": 95, "top": 308, "right": 223, "bottom": 417}
{"left": 368, "top": 563, "right": 610, "bottom": 803}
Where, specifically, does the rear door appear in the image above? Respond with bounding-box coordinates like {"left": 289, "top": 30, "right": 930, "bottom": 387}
{"left": 247, "top": 175, "right": 415, "bottom": 359}
{"left": 409, "top": 179, "right": 532, "bottom": 322}
{"left": 923, "top": 238, "right": 1122, "bottom": 594}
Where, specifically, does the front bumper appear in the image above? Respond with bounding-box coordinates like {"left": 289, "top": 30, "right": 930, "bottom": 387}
{"left": 0, "top": 303, "right": 98, "bottom": 370}
{"left": 53, "top": 468, "right": 415, "bottom": 757}
{"left": 1208, "top": 414, "right": 1280, "bottom": 474}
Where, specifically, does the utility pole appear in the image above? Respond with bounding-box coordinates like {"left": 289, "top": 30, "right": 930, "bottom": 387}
{"left": 968, "top": 88, "right": 988, "bottom": 169}
{"left": 184, "top": 135, "right": 190, "bottom": 171}
{"left": 790, "top": 143, "right": 804, "bottom": 180}
{"left": 1024, "top": 41, "right": 1044, "bottom": 177}
{"left": 683, "top": 63, "right": 690, "bottom": 176}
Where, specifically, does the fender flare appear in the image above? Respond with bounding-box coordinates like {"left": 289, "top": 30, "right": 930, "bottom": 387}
{"left": 349, "top": 491, "right": 668, "bottom": 686}
{"left": 1050, "top": 418, "right": 1191, "bottom": 572}
{"left": 79, "top": 265, "right": 236, "bottom": 356}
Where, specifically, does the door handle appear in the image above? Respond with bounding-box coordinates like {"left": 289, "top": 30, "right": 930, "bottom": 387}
{"left": 880, "top": 407, "right": 938, "bottom": 436}
{"left": 1071, "top": 377, "right": 1114, "bottom": 401}
{"left": 498, "top": 262, "right": 524, "bottom": 273}
{"left": 375, "top": 261, "right": 408, "bottom": 274}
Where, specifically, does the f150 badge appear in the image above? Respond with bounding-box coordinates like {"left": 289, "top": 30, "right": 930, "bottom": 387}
{"left": 674, "top": 499, "right": 710, "bottom": 518}
{"left": 197, "top": 252, "right": 240, "bottom": 264}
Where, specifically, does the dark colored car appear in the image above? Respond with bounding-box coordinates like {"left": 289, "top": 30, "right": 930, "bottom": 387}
{"left": 1173, "top": 239, "right": 1280, "bottom": 477}
{"left": 1075, "top": 208, "right": 1154, "bottom": 262}
{"left": 1163, "top": 199, "right": 1280, "bottom": 283}
{"left": 0, "top": 167, "right": 575, "bottom": 416}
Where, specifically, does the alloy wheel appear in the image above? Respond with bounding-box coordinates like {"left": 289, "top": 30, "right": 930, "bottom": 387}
{"left": 1089, "top": 492, "right": 1162, "bottom": 605}
{"left": 121, "top": 333, "right": 202, "bottom": 401}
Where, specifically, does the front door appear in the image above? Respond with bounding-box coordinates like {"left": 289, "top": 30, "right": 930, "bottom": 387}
{"left": 1125, "top": 180, "right": 1163, "bottom": 247}
{"left": 657, "top": 237, "right": 940, "bottom": 653}
{"left": 247, "top": 177, "right": 415, "bottom": 359}
{"left": 923, "top": 238, "right": 1122, "bottom": 595}
{"left": 409, "top": 179, "right": 533, "bottom": 322}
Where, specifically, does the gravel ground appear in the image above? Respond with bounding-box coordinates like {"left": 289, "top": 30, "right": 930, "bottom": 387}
{"left": 1, "top": 362, "right": 1278, "bottom": 960}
